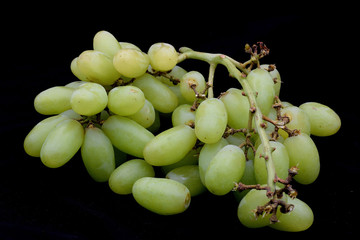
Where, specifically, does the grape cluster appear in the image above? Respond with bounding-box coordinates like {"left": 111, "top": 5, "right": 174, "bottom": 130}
{"left": 24, "top": 30, "right": 341, "bottom": 232}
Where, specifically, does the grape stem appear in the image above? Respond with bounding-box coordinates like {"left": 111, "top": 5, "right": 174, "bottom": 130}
{"left": 177, "top": 46, "right": 277, "bottom": 194}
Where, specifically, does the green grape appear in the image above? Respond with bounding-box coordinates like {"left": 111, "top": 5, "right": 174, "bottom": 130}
{"left": 109, "top": 159, "right": 155, "bottom": 195}
{"left": 168, "top": 85, "right": 193, "bottom": 106}
{"left": 70, "top": 82, "right": 108, "bottom": 116}
{"left": 93, "top": 30, "right": 121, "bottom": 58}
{"left": 59, "top": 109, "right": 82, "bottom": 120}
{"left": 270, "top": 197, "right": 314, "bottom": 232}
{"left": 132, "top": 177, "right": 191, "bottom": 215}
{"left": 237, "top": 188, "right": 283, "bottom": 228}
{"left": 283, "top": 133, "right": 320, "bottom": 184}
{"left": 107, "top": 86, "right": 145, "bottom": 116}
{"left": 299, "top": 102, "right": 341, "bottom": 136}
{"left": 77, "top": 50, "right": 121, "bottom": 85}
{"left": 166, "top": 165, "right": 206, "bottom": 197}
{"left": 132, "top": 73, "right": 178, "bottom": 113}
{"left": 195, "top": 98, "right": 228, "bottom": 144}
{"left": 153, "top": 65, "right": 187, "bottom": 86}
{"left": 226, "top": 132, "right": 255, "bottom": 160}
{"left": 260, "top": 64, "right": 281, "bottom": 96}
{"left": 205, "top": 145, "right": 246, "bottom": 195}
{"left": 198, "top": 138, "right": 228, "bottom": 184}
{"left": 148, "top": 43, "right": 178, "bottom": 72}
{"left": 233, "top": 160, "right": 257, "bottom": 202}
{"left": 119, "top": 42, "right": 141, "bottom": 51}
{"left": 102, "top": 115, "right": 154, "bottom": 158}
{"left": 281, "top": 101, "right": 293, "bottom": 108}
{"left": 246, "top": 68, "right": 275, "bottom": 116}
{"left": 161, "top": 148, "right": 200, "bottom": 174}
{"left": 34, "top": 86, "right": 74, "bottom": 115}
{"left": 70, "top": 57, "right": 89, "bottom": 82}
{"left": 81, "top": 126, "right": 115, "bottom": 182}
{"left": 127, "top": 99, "right": 155, "bottom": 128}
{"left": 113, "top": 48, "right": 149, "bottom": 78}
{"left": 171, "top": 104, "right": 196, "bottom": 127}
{"left": 143, "top": 125, "right": 197, "bottom": 166}
{"left": 179, "top": 71, "right": 206, "bottom": 102}
{"left": 146, "top": 110, "right": 160, "bottom": 134}
{"left": 40, "top": 119, "right": 84, "bottom": 168}
{"left": 24, "top": 115, "right": 68, "bottom": 157}
{"left": 254, "top": 141, "right": 289, "bottom": 186}
{"left": 65, "top": 81, "right": 86, "bottom": 89}
{"left": 220, "top": 88, "right": 250, "bottom": 129}
{"left": 280, "top": 106, "right": 311, "bottom": 138}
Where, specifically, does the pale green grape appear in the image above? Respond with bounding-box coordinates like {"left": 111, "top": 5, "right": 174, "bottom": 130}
{"left": 119, "top": 42, "right": 141, "bottom": 51}
{"left": 132, "top": 177, "right": 191, "bottom": 215}
{"left": 260, "top": 64, "right": 281, "bottom": 96}
{"left": 143, "top": 125, "right": 197, "bottom": 166}
{"left": 65, "top": 81, "right": 86, "bottom": 89}
{"left": 59, "top": 109, "right": 82, "bottom": 120}
{"left": 109, "top": 159, "right": 155, "bottom": 195}
{"left": 171, "top": 104, "right": 196, "bottom": 127}
{"left": 280, "top": 106, "right": 311, "bottom": 138}
{"left": 153, "top": 65, "right": 187, "bottom": 86}
{"left": 161, "top": 148, "right": 200, "bottom": 174}
{"left": 166, "top": 165, "right": 206, "bottom": 197}
{"left": 254, "top": 141, "right": 289, "bottom": 186}
{"left": 127, "top": 99, "right": 155, "bottom": 128}
{"left": 179, "top": 71, "right": 206, "bottom": 102}
{"left": 205, "top": 145, "right": 246, "bottom": 195}
{"left": 81, "top": 126, "right": 115, "bottom": 182}
{"left": 237, "top": 188, "right": 283, "bottom": 228}
{"left": 132, "top": 73, "right": 178, "bottom": 113}
{"left": 34, "top": 86, "right": 74, "bottom": 115}
{"left": 299, "top": 102, "right": 341, "bottom": 136}
{"left": 146, "top": 110, "right": 160, "bottom": 133}
{"left": 246, "top": 68, "right": 275, "bottom": 116}
{"left": 168, "top": 85, "right": 193, "bottom": 106}
{"left": 70, "top": 82, "right": 108, "bottom": 116}
{"left": 40, "top": 119, "right": 84, "bottom": 168}
{"left": 281, "top": 101, "right": 293, "bottom": 108}
{"left": 107, "top": 86, "right": 145, "bottom": 116}
{"left": 283, "top": 133, "right": 320, "bottom": 184}
{"left": 226, "top": 132, "right": 255, "bottom": 160}
{"left": 270, "top": 197, "right": 314, "bottom": 232}
{"left": 70, "top": 57, "right": 89, "bottom": 82}
{"left": 220, "top": 88, "right": 250, "bottom": 129}
{"left": 198, "top": 138, "right": 228, "bottom": 184}
{"left": 195, "top": 98, "right": 228, "bottom": 144}
{"left": 113, "top": 48, "right": 149, "bottom": 78}
{"left": 77, "top": 50, "right": 121, "bottom": 85}
{"left": 233, "top": 160, "right": 257, "bottom": 201}
{"left": 102, "top": 115, "right": 154, "bottom": 158}
{"left": 93, "top": 30, "right": 121, "bottom": 58}
{"left": 24, "top": 115, "right": 68, "bottom": 157}
{"left": 148, "top": 43, "right": 178, "bottom": 72}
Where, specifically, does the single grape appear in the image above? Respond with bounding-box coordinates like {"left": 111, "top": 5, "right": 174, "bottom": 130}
{"left": 24, "top": 115, "right": 68, "bottom": 157}
{"left": 143, "top": 125, "right": 197, "bottom": 166}
{"left": 195, "top": 98, "right": 228, "bottom": 144}
{"left": 102, "top": 115, "right": 154, "bottom": 158}
{"left": 70, "top": 82, "right": 108, "bottom": 116}
{"left": 171, "top": 104, "right": 196, "bottom": 127}
{"left": 34, "top": 86, "right": 74, "bottom": 115}
{"left": 119, "top": 42, "right": 141, "bottom": 51}
{"left": 132, "top": 73, "right": 178, "bottom": 113}
{"left": 146, "top": 110, "right": 161, "bottom": 134}
{"left": 246, "top": 68, "right": 275, "bottom": 116}
{"left": 65, "top": 80, "right": 86, "bottom": 89}
{"left": 59, "top": 109, "right": 82, "bottom": 120}
{"left": 93, "top": 30, "right": 121, "bottom": 58}
{"left": 220, "top": 88, "right": 250, "bottom": 129}
{"left": 283, "top": 133, "right": 320, "bottom": 184}
{"left": 40, "top": 119, "right": 84, "bottom": 168}
{"left": 81, "top": 126, "right": 115, "bottom": 182}
{"left": 77, "top": 50, "right": 121, "bottom": 85}
{"left": 132, "top": 177, "right": 191, "bottom": 215}
{"left": 127, "top": 99, "right": 155, "bottom": 128}
{"left": 168, "top": 85, "right": 193, "bottom": 106}
{"left": 148, "top": 43, "right": 178, "bottom": 72}
{"left": 70, "top": 57, "right": 89, "bottom": 82}
{"left": 166, "top": 165, "right": 206, "bottom": 197}
{"left": 113, "top": 48, "right": 150, "bottom": 78}
{"left": 198, "top": 138, "right": 228, "bottom": 184}
{"left": 109, "top": 159, "right": 155, "bottom": 195}
{"left": 260, "top": 64, "right": 281, "bottom": 96}
{"left": 233, "top": 159, "right": 257, "bottom": 202}
{"left": 254, "top": 141, "right": 289, "bottom": 186}
{"left": 161, "top": 148, "right": 200, "bottom": 174}
{"left": 299, "top": 102, "right": 341, "bottom": 136}
{"left": 280, "top": 106, "right": 311, "bottom": 138}
{"left": 270, "top": 196, "right": 314, "bottom": 232}
{"left": 155, "top": 65, "right": 187, "bottom": 86}
{"left": 107, "top": 85, "right": 145, "bottom": 116}
{"left": 179, "top": 71, "right": 206, "bottom": 102}
{"left": 205, "top": 145, "right": 246, "bottom": 195}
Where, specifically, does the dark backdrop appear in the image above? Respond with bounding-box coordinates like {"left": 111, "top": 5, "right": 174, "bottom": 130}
{"left": 1, "top": 7, "right": 358, "bottom": 239}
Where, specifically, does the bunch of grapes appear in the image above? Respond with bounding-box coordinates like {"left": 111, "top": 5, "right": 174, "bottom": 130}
{"left": 24, "top": 30, "right": 341, "bottom": 232}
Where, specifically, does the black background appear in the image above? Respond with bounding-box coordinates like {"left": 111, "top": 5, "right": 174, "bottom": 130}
{"left": 1, "top": 6, "right": 358, "bottom": 239}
